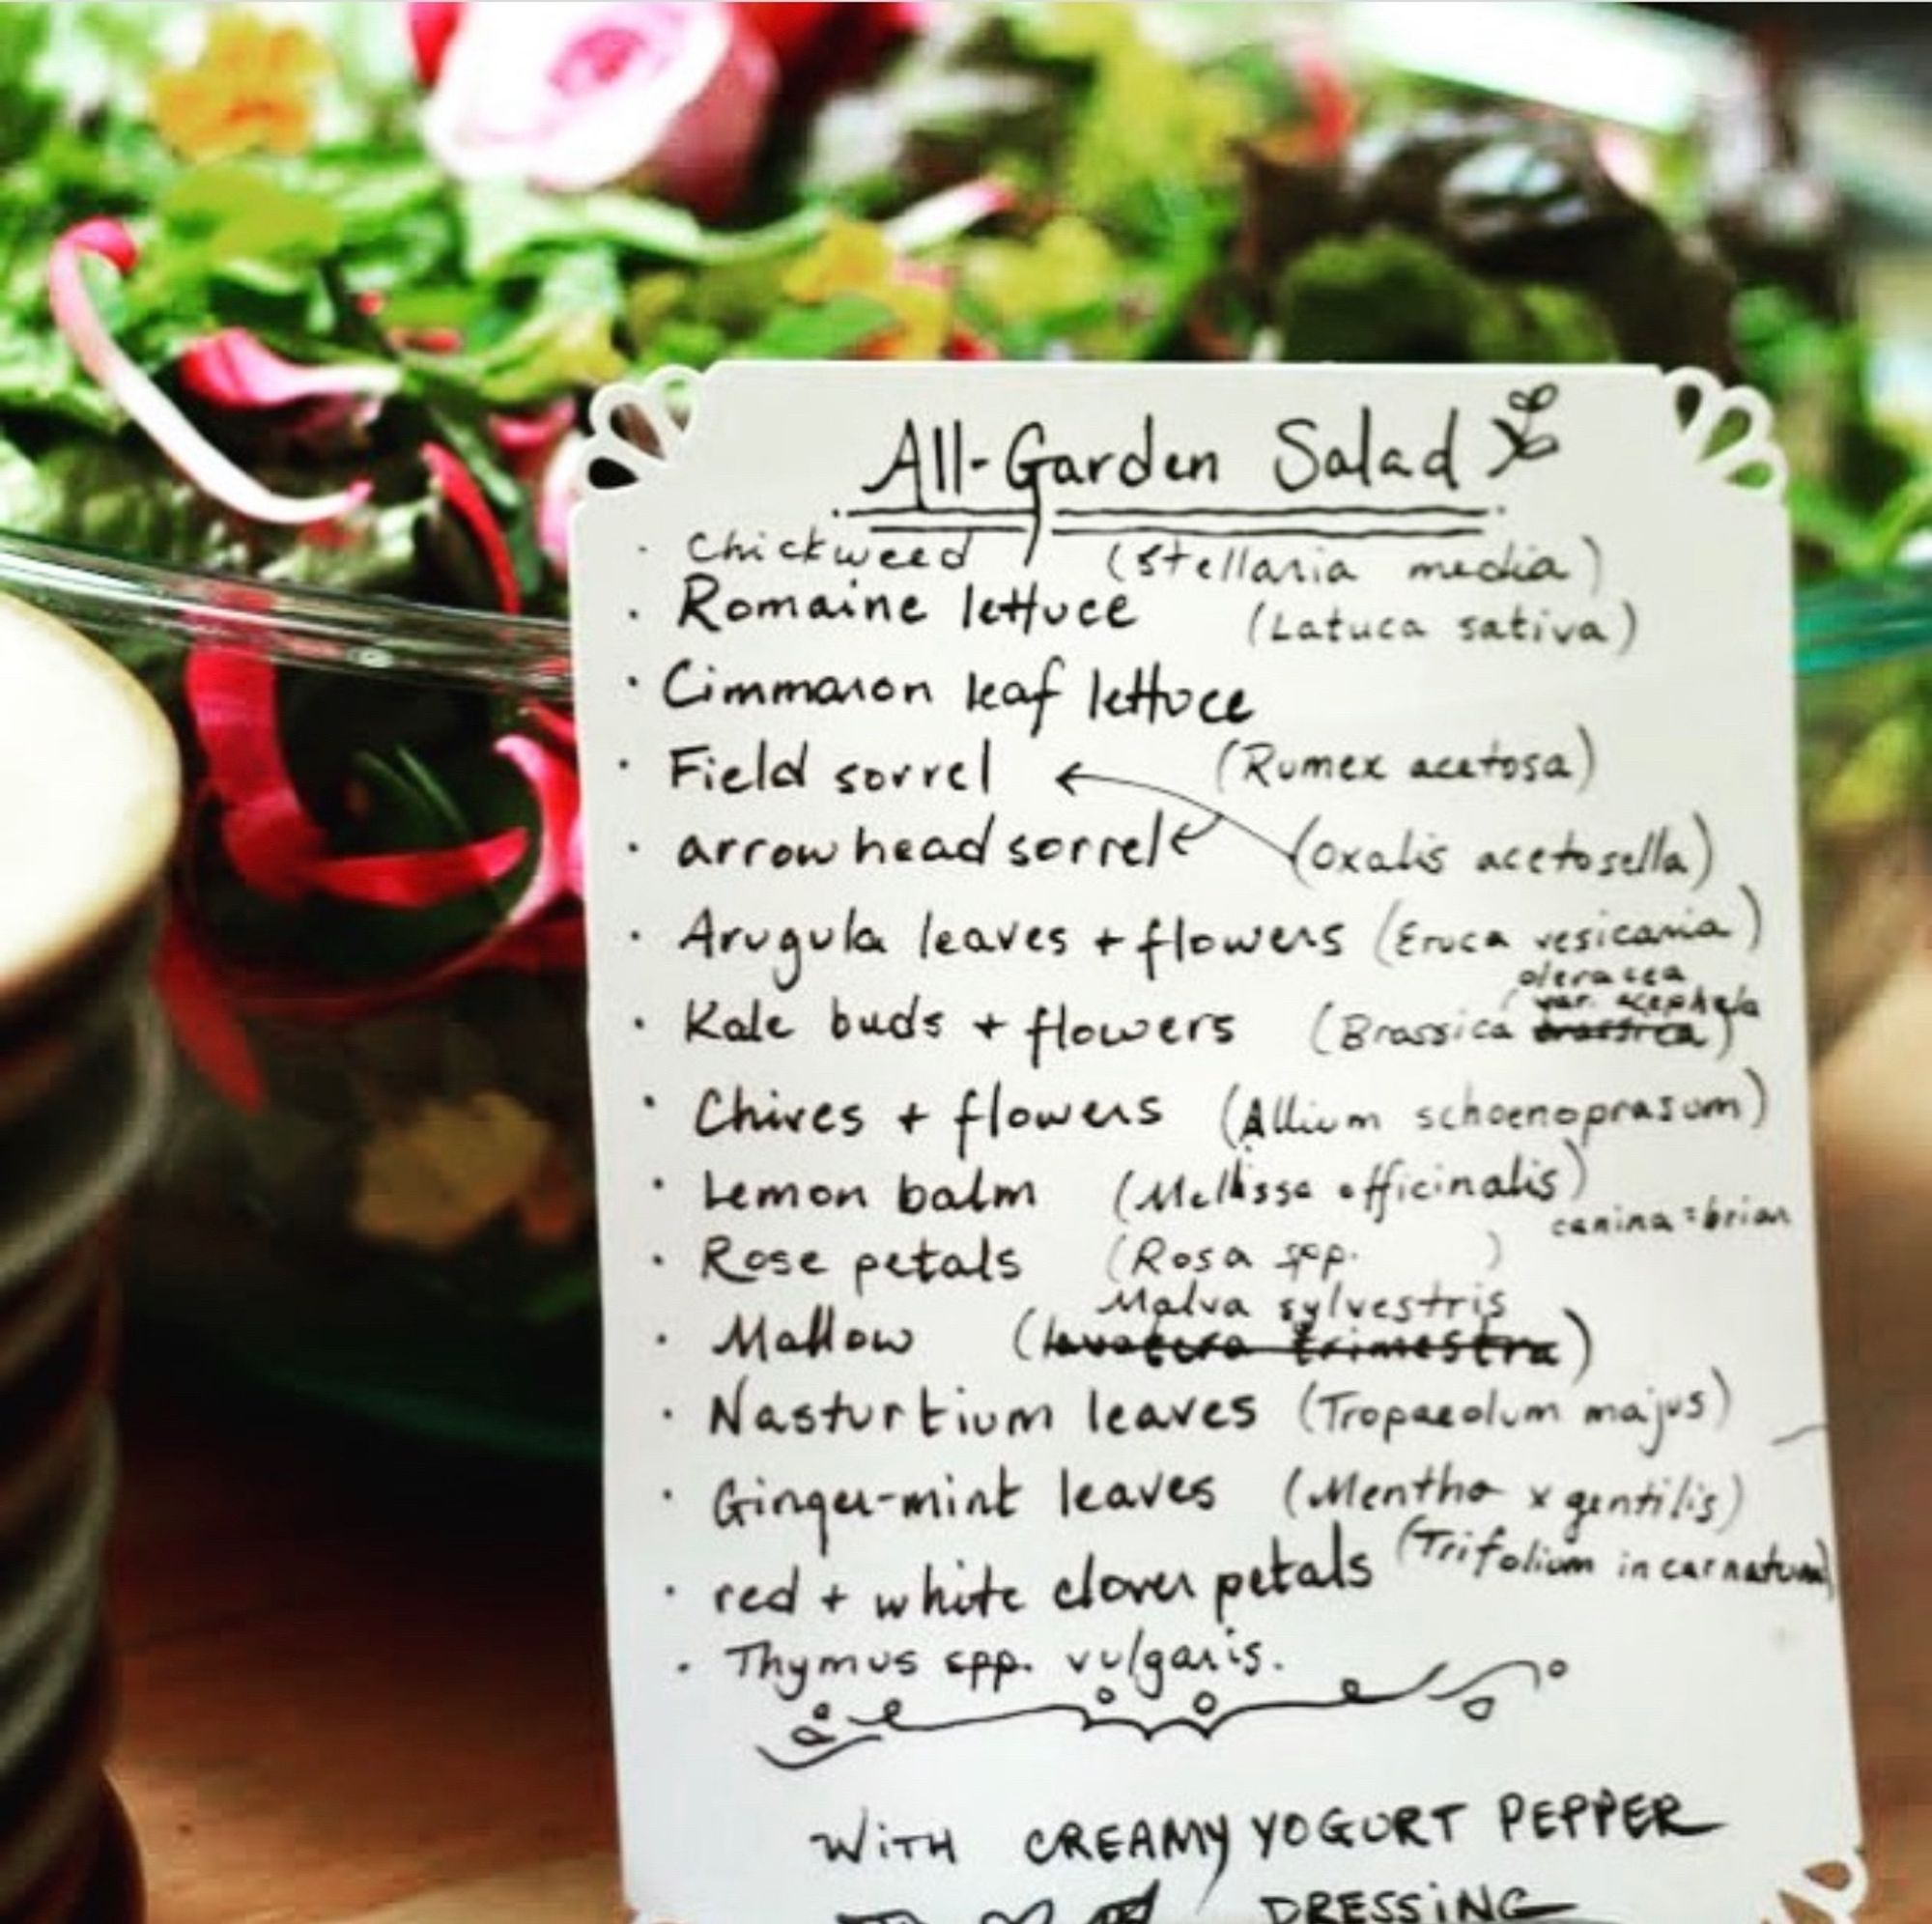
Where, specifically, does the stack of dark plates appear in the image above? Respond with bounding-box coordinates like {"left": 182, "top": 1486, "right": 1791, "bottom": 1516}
{"left": 0, "top": 593, "right": 178, "bottom": 1922}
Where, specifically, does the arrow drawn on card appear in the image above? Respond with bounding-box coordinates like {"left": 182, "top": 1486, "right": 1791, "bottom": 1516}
{"left": 1054, "top": 763, "right": 1302, "bottom": 876}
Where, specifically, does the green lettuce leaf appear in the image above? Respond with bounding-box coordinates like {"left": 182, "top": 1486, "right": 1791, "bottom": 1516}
{"left": 1273, "top": 229, "right": 1617, "bottom": 365}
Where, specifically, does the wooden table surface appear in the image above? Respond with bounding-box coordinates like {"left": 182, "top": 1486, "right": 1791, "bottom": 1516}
{"left": 105, "top": 1351, "right": 620, "bottom": 1924}
{"left": 103, "top": 1196, "right": 1929, "bottom": 1924}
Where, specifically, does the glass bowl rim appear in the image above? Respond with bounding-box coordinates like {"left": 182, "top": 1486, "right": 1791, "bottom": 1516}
{"left": 0, "top": 525, "right": 570, "bottom": 694}
{"left": 0, "top": 523, "right": 1924, "bottom": 695}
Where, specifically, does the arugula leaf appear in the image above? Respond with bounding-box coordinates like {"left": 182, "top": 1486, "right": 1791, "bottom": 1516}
{"left": 156, "top": 162, "right": 345, "bottom": 272}
{"left": 0, "top": 321, "right": 122, "bottom": 431}
{"left": 4, "top": 117, "right": 175, "bottom": 211}
{"left": 460, "top": 181, "right": 827, "bottom": 281}
{"left": 35, "top": 2, "right": 178, "bottom": 125}
{"left": 259, "top": 502, "right": 425, "bottom": 599}
{"left": 307, "top": 154, "right": 446, "bottom": 233}
{"left": 739, "top": 294, "right": 898, "bottom": 359}
{"left": 17, "top": 437, "right": 248, "bottom": 572}
{"left": 112, "top": 162, "right": 352, "bottom": 347}
{"left": 0, "top": 432, "right": 55, "bottom": 532}
{"left": 298, "top": 149, "right": 457, "bottom": 293}
{"left": 1027, "top": 2, "right": 1257, "bottom": 225}
{"left": 429, "top": 252, "right": 628, "bottom": 405}
{"left": 0, "top": 7, "right": 53, "bottom": 168}
{"left": 634, "top": 316, "right": 731, "bottom": 372}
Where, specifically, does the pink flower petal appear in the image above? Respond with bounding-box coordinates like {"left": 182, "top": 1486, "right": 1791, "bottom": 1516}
{"left": 185, "top": 645, "right": 532, "bottom": 909}
{"left": 495, "top": 731, "right": 582, "bottom": 924}
{"left": 491, "top": 911, "right": 586, "bottom": 974}
{"left": 201, "top": 726, "right": 585, "bottom": 1025}
{"left": 1292, "top": 35, "right": 1355, "bottom": 160}
{"left": 306, "top": 831, "right": 529, "bottom": 909}
{"left": 423, "top": 3, "right": 775, "bottom": 215}
{"left": 156, "top": 910, "right": 267, "bottom": 1113}
{"left": 522, "top": 701, "right": 578, "bottom": 749}
{"left": 410, "top": 1, "right": 467, "bottom": 84}
{"left": 179, "top": 327, "right": 401, "bottom": 410}
{"left": 185, "top": 648, "right": 327, "bottom": 901}
{"left": 883, "top": 177, "right": 1015, "bottom": 253}
{"left": 729, "top": 1, "right": 835, "bottom": 66}
{"left": 946, "top": 325, "right": 1000, "bottom": 361}
{"left": 646, "top": 6, "right": 778, "bottom": 218}
{"left": 735, "top": 1, "right": 923, "bottom": 101}
{"left": 422, "top": 440, "right": 524, "bottom": 614}
{"left": 49, "top": 221, "right": 372, "bottom": 527}
{"left": 490, "top": 398, "right": 577, "bottom": 478}
{"left": 536, "top": 428, "right": 583, "bottom": 575}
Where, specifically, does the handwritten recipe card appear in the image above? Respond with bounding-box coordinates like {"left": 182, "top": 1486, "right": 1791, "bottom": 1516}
{"left": 571, "top": 364, "right": 1862, "bottom": 1924}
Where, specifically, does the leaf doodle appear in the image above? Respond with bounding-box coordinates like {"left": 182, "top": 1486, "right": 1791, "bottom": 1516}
{"left": 1086, "top": 1880, "right": 1161, "bottom": 1923}
{"left": 758, "top": 1655, "right": 1567, "bottom": 1770}
{"left": 1427, "top": 1655, "right": 1568, "bottom": 1723}
{"left": 1485, "top": 381, "right": 1563, "bottom": 480}
{"left": 831, "top": 1889, "right": 1161, "bottom": 1924}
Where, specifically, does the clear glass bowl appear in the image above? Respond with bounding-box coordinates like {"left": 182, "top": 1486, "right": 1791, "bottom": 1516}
{"left": 1, "top": 526, "right": 1927, "bottom": 1462}
{"left": 0, "top": 528, "right": 592, "bottom": 1461}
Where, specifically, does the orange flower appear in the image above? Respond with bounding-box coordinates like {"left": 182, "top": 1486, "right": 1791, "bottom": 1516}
{"left": 781, "top": 215, "right": 951, "bottom": 360}
{"left": 516, "top": 1139, "right": 595, "bottom": 1248}
{"left": 351, "top": 1091, "right": 590, "bottom": 1256}
{"left": 151, "top": 11, "right": 330, "bottom": 161}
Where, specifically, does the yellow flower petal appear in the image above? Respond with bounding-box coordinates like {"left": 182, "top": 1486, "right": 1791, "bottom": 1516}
{"left": 870, "top": 279, "right": 951, "bottom": 360}
{"left": 781, "top": 216, "right": 895, "bottom": 303}
{"left": 151, "top": 10, "right": 329, "bottom": 162}
{"left": 351, "top": 1091, "right": 556, "bottom": 1256}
